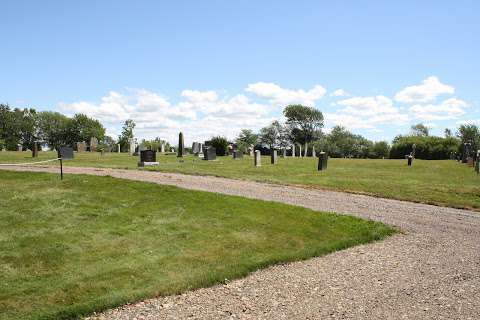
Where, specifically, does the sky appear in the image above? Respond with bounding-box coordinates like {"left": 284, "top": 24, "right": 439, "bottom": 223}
{"left": 1, "top": 0, "right": 479, "bottom": 145}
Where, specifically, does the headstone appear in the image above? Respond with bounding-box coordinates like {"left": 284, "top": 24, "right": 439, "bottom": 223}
{"left": 291, "top": 144, "right": 295, "bottom": 157}
{"left": 32, "top": 143, "right": 38, "bottom": 158}
{"left": 192, "top": 142, "right": 200, "bottom": 154}
{"left": 318, "top": 152, "right": 328, "bottom": 171}
{"left": 407, "top": 155, "right": 413, "bottom": 166}
{"left": 312, "top": 146, "right": 316, "bottom": 157}
{"left": 17, "top": 144, "right": 23, "bottom": 152}
{"left": 233, "top": 150, "right": 243, "bottom": 159}
{"left": 271, "top": 150, "right": 277, "bottom": 164}
{"left": 467, "top": 157, "right": 474, "bottom": 167}
{"left": 160, "top": 142, "right": 165, "bottom": 153}
{"left": 117, "top": 144, "right": 121, "bottom": 153}
{"left": 476, "top": 151, "right": 480, "bottom": 173}
{"left": 138, "top": 150, "right": 159, "bottom": 167}
{"left": 76, "top": 141, "right": 86, "bottom": 153}
{"left": 58, "top": 146, "right": 74, "bottom": 159}
{"left": 203, "top": 147, "right": 216, "bottom": 161}
{"left": 90, "top": 137, "right": 98, "bottom": 152}
{"left": 178, "top": 132, "right": 185, "bottom": 157}
{"left": 254, "top": 150, "right": 261, "bottom": 167}
{"left": 129, "top": 138, "right": 135, "bottom": 156}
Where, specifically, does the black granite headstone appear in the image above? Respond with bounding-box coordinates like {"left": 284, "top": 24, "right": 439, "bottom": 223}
{"left": 140, "top": 150, "right": 156, "bottom": 163}
{"left": 318, "top": 152, "right": 328, "bottom": 171}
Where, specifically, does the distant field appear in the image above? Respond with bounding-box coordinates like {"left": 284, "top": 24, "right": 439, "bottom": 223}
{"left": 0, "top": 170, "right": 393, "bottom": 320}
{"left": 1, "top": 151, "right": 479, "bottom": 210}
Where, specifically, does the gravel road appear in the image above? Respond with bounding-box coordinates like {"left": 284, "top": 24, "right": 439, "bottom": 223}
{"left": 2, "top": 166, "right": 479, "bottom": 319}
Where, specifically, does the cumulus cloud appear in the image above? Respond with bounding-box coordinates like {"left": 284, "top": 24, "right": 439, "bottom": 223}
{"left": 394, "top": 76, "right": 455, "bottom": 103}
{"left": 58, "top": 88, "right": 272, "bottom": 144}
{"left": 330, "top": 89, "right": 350, "bottom": 97}
{"left": 246, "top": 82, "right": 326, "bottom": 106}
{"left": 337, "top": 95, "right": 399, "bottom": 116}
{"left": 409, "top": 98, "right": 469, "bottom": 121}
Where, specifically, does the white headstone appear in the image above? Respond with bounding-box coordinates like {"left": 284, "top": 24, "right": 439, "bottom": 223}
{"left": 161, "top": 142, "right": 165, "bottom": 153}
{"left": 312, "top": 146, "right": 316, "bottom": 157}
{"left": 117, "top": 144, "right": 121, "bottom": 153}
{"left": 129, "top": 138, "right": 135, "bottom": 156}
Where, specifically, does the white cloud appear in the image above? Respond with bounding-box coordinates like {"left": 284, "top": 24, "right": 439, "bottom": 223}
{"left": 409, "top": 98, "right": 469, "bottom": 121}
{"left": 181, "top": 89, "right": 218, "bottom": 104}
{"left": 246, "top": 82, "right": 326, "bottom": 106}
{"left": 337, "top": 95, "right": 399, "bottom": 116}
{"left": 394, "top": 76, "right": 455, "bottom": 103}
{"left": 331, "top": 89, "right": 349, "bottom": 97}
{"left": 58, "top": 88, "right": 272, "bottom": 144}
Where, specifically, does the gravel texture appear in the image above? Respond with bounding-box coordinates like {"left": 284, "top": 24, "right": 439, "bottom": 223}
{"left": 2, "top": 166, "right": 480, "bottom": 319}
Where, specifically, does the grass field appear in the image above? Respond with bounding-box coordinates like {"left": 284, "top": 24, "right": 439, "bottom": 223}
{"left": 1, "top": 151, "right": 479, "bottom": 210}
{"left": 0, "top": 170, "right": 394, "bottom": 320}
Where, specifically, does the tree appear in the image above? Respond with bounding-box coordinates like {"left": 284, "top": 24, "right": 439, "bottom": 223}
{"left": 38, "top": 111, "right": 71, "bottom": 149}
{"left": 411, "top": 123, "right": 430, "bottom": 136}
{"left": 68, "top": 114, "right": 105, "bottom": 145}
{"left": 235, "top": 129, "right": 258, "bottom": 153}
{"left": 118, "top": 119, "right": 136, "bottom": 152}
{"left": 456, "top": 124, "right": 480, "bottom": 158}
{"left": 444, "top": 128, "right": 452, "bottom": 138}
{"left": 259, "top": 120, "right": 284, "bottom": 149}
{"left": 372, "top": 141, "right": 390, "bottom": 158}
{"left": 283, "top": 104, "right": 323, "bottom": 155}
{"left": 209, "top": 136, "right": 229, "bottom": 156}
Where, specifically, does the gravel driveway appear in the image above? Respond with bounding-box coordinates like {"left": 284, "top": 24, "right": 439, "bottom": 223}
{"left": 2, "top": 166, "right": 480, "bottom": 319}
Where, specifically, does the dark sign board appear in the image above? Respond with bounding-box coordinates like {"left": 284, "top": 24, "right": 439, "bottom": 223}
{"left": 58, "top": 147, "right": 74, "bottom": 160}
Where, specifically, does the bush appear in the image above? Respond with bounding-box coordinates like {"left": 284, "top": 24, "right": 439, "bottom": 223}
{"left": 390, "top": 135, "right": 460, "bottom": 159}
{"left": 210, "top": 136, "right": 229, "bottom": 156}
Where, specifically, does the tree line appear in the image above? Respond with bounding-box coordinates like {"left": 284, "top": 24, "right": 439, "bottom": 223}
{"left": 234, "top": 104, "right": 478, "bottom": 160}
{"left": 0, "top": 104, "right": 106, "bottom": 151}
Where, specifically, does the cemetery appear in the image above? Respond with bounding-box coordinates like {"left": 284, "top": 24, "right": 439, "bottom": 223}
{"left": 1, "top": 2, "right": 480, "bottom": 319}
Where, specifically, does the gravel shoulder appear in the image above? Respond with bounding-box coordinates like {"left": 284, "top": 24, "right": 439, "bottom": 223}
{"left": 2, "top": 166, "right": 480, "bottom": 319}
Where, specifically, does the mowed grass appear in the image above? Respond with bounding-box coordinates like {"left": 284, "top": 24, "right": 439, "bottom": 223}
{"left": 1, "top": 151, "right": 479, "bottom": 210}
{"left": 0, "top": 170, "right": 394, "bottom": 320}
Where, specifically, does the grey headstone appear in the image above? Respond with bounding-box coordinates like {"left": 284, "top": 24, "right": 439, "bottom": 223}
{"left": 90, "top": 137, "right": 98, "bottom": 152}
{"left": 271, "top": 150, "right": 277, "bottom": 164}
{"left": 203, "top": 147, "right": 216, "bottom": 161}
{"left": 129, "top": 138, "right": 136, "bottom": 156}
{"left": 254, "top": 150, "right": 261, "bottom": 167}
{"left": 233, "top": 150, "right": 243, "bottom": 159}
{"left": 160, "top": 142, "right": 165, "bottom": 153}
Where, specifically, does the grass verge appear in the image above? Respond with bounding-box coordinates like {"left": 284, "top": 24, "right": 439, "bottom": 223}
{"left": 0, "top": 170, "right": 394, "bottom": 320}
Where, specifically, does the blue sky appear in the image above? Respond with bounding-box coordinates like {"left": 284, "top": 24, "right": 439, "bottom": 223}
{"left": 1, "top": 0, "right": 479, "bottom": 144}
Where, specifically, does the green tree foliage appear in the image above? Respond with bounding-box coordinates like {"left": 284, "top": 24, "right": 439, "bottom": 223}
{"left": 372, "top": 141, "right": 391, "bottom": 158}
{"left": 283, "top": 104, "right": 323, "bottom": 152}
{"left": 209, "top": 136, "right": 229, "bottom": 156}
{"left": 235, "top": 129, "right": 258, "bottom": 152}
{"left": 140, "top": 137, "right": 170, "bottom": 151}
{"left": 456, "top": 124, "right": 480, "bottom": 156}
{"left": 38, "top": 111, "right": 71, "bottom": 149}
{"left": 410, "top": 123, "right": 430, "bottom": 136}
{"left": 69, "top": 113, "right": 105, "bottom": 145}
{"left": 259, "top": 120, "right": 285, "bottom": 149}
{"left": 390, "top": 135, "right": 460, "bottom": 159}
{"left": 118, "top": 119, "right": 136, "bottom": 152}
{"left": 1, "top": 104, "right": 106, "bottom": 150}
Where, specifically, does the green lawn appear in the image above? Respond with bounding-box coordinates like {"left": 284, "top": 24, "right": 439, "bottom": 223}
{"left": 0, "top": 170, "right": 394, "bottom": 320}
{"left": 1, "top": 151, "right": 479, "bottom": 210}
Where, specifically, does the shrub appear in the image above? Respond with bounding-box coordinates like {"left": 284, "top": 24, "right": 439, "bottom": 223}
{"left": 390, "top": 135, "right": 460, "bottom": 159}
{"left": 210, "top": 136, "right": 229, "bottom": 156}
